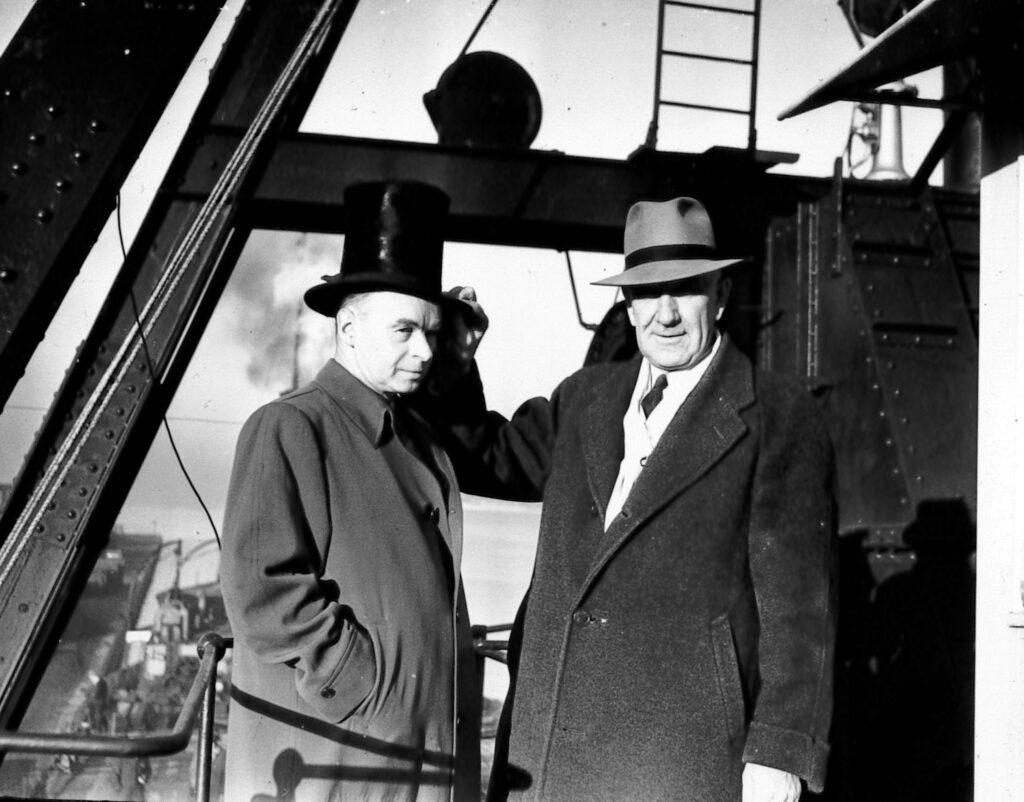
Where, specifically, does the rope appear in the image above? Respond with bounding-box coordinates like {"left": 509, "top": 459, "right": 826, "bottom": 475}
{"left": 0, "top": 0, "right": 341, "bottom": 590}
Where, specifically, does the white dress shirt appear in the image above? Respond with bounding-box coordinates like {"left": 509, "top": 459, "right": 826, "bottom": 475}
{"left": 603, "top": 334, "right": 722, "bottom": 530}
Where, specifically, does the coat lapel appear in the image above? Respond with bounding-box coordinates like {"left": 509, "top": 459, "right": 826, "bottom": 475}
{"left": 580, "top": 360, "right": 641, "bottom": 522}
{"left": 432, "top": 442, "right": 463, "bottom": 585}
{"left": 392, "top": 402, "right": 462, "bottom": 594}
{"left": 579, "top": 338, "right": 756, "bottom": 598}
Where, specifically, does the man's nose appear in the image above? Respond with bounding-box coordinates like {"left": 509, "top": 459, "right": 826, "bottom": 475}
{"left": 409, "top": 330, "right": 434, "bottom": 361}
{"left": 655, "top": 295, "right": 680, "bottom": 324}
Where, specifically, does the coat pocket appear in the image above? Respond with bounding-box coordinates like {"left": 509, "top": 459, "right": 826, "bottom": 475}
{"left": 300, "top": 623, "right": 378, "bottom": 724}
{"left": 709, "top": 613, "right": 746, "bottom": 742}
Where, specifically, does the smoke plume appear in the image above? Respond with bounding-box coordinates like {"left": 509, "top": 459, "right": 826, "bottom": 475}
{"left": 226, "top": 231, "right": 341, "bottom": 392}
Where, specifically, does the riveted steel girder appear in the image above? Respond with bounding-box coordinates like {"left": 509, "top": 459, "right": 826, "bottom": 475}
{"left": 761, "top": 181, "right": 978, "bottom": 550}
{"left": 0, "top": 0, "right": 221, "bottom": 412}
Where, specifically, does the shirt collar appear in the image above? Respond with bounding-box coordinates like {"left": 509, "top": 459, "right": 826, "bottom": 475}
{"left": 312, "top": 359, "right": 396, "bottom": 447}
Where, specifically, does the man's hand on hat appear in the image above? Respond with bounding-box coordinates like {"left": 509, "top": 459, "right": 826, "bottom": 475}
{"left": 421, "top": 286, "right": 488, "bottom": 398}
{"left": 442, "top": 285, "right": 489, "bottom": 368}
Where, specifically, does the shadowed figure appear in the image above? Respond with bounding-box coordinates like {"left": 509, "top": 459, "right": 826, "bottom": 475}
{"left": 249, "top": 746, "right": 452, "bottom": 802}
{"left": 233, "top": 686, "right": 454, "bottom": 801}
{"left": 820, "top": 500, "right": 975, "bottom": 801}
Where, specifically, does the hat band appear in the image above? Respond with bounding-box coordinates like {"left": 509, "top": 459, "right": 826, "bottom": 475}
{"left": 625, "top": 243, "right": 717, "bottom": 268}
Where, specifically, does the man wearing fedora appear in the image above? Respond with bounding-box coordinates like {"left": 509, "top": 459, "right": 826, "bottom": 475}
{"left": 220, "top": 181, "right": 480, "bottom": 801}
{"left": 430, "top": 197, "right": 836, "bottom": 801}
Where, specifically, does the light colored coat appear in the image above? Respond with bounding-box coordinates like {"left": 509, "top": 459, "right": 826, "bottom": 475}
{"left": 433, "top": 337, "right": 835, "bottom": 801}
{"left": 220, "top": 361, "right": 480, "bottom": 802}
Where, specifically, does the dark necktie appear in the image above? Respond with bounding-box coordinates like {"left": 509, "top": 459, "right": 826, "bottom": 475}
{"left": 641, "top": 374, "right": 668, "bottom": 419}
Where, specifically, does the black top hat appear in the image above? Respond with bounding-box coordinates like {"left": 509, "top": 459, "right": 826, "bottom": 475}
{"left": 304, "top": 181, "right": 453, "bottom": 317}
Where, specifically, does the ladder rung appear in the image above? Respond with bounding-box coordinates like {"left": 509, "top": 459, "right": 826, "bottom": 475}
{"left": 659, "top": 99, "right": 750, "bottom": 116}
{"left": 661, "top": 48, "right": 753, "bottom": 67}
{"left": 665, "top": 1, "right": 756, "bottom": 17}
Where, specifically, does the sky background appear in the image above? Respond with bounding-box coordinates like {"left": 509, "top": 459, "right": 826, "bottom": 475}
{"left": 0, "top": 1, "right": 946, "bottom": 638}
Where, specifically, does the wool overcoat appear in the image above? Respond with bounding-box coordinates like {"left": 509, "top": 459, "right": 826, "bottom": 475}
{"left": 434, "top": 337, "right": 836, "bottom": 801}
{"left": 220, "top": 361, "right": 480, "bottom": 802}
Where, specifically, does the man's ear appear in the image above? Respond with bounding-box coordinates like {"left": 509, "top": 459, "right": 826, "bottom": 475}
{"left": 715, "top": 277, "right": 732, "bottom": 321}
{"left": 335, "top": 306, "right": 357, "bottom": 347}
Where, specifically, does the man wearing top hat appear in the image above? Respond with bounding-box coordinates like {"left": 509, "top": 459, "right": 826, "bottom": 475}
{"left": 429, "top": 197, "right": 836, "bottom": 801}
{"left": 220, "top": 181, "right": 480, "bottom": 802}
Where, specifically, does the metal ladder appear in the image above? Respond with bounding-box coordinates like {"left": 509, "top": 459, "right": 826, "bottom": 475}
{"left": 645, "top": 0, "right": 763, "bottom": 151}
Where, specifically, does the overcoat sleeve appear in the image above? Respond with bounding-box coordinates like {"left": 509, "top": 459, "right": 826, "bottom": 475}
{"left": 742, "top": 379, "right": 837, "bottom": 791}
{"left": 220, "top": 402, "right": 376, "bottom": 723}
{"left": 422, "top": 363, "right": 560, "bottom": 502}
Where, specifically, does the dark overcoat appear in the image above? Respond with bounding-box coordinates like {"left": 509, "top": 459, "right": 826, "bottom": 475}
{"left": 435, "top": 337, "right": 836, "bottom": 801}
{"left": 220, "top": 361, "right": 480, "bottom": 802}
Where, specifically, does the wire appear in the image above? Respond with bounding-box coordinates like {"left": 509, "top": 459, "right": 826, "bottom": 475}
{"left": 116, "top": 194, "right": 222, "bottom": 549}
{"left": 457, "top": 0, "right": 500, "bottom": 60}
{"left": 563, "top": 251, "right": 599, "bottom": 332}
{"left": 837, "top": 0, "right": 867, "bottom": 49}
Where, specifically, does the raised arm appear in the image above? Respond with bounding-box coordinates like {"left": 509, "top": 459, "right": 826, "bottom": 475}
{"left": 416, "top": 286, "right": 563, "bottom": 501}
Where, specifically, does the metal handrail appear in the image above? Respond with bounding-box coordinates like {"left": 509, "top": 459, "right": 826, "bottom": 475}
{"left": 0, "top": 633, "right": 231, "bottom": 801}
{"left": 0, "top": 627, "right": 507, "bottom": 800}
{"left": 473, "top": 623, "right": 512, "bottom": 665}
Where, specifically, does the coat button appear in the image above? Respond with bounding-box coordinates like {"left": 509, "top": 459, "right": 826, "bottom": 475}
{"left": 589, "top": 503, "right": 598, "bottom": 516}
{"left": 456, "top": 714, "right": 464, "bottom": 729}
{"left": 320, "top": 687, "right": 336, "bottom": 699}
{"left": 424, "top": 505, "right": 440, "bottom": 524}
{"left": 573, "top": 610, "right": 591, "bottom": 625}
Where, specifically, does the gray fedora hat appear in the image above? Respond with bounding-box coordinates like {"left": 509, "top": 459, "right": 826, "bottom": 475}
{"left": 592, "top": 196, "right": 746, "bottom": 287}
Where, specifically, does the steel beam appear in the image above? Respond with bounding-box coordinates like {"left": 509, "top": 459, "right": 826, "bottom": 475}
{"left": 0, "top": 0, "right": 221, "bottom": 412}
{"left": 778, "top": 0, "right": 980, "bottom": 120}
{"left": 177, "top": 133, "right": 814, "bottom": 252}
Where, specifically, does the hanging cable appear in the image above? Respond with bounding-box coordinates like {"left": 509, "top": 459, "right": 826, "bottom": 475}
{"left": 458, "top": 0, "right": 500, "bottom": 60}
{"left": 116, "top": 194, "right": 221, "bottom": 549}
{"left": 563, "top": 251, "right": 599, "bottom": 332}
{"left": 837, "top": 0, "right": 867, "bottom": 48}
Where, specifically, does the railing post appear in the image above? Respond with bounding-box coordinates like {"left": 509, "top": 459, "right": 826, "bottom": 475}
{"left": 195, "top": 633, "right": 227, "bottom": 802}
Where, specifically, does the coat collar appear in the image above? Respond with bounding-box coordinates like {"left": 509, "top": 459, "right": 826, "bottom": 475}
{"left": 310, "top": 360, "right": 465, "bottom": 596}
{"left": 310, "top": 359, "right": 394, "bottom": 447}
{"left": 578, "top": 335, "right": 756, "bottom": 597}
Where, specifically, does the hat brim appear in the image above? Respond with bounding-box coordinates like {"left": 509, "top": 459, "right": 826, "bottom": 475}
{"left": 592, "top": 256, "right": 747, "bottom": 287}
{"left": 304, "top": 275, "right": 482, "bottom": 325}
